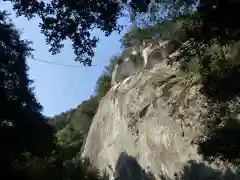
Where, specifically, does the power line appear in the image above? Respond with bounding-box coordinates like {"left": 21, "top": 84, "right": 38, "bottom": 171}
{"left": 32, "top": 58, "right": 84, "bottom": 68}
{"left": 0, "top": 57, "right": 98, "bottom": 68}
{"left": 32, "top": 58, "right": 97, "bottom": 68}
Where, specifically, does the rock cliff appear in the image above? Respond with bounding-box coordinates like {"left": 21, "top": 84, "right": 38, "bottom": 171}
{"left": 82, "top": 42, "right": 239, "bottom": 180}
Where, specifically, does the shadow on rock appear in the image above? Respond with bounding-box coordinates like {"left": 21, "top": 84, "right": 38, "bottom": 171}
{"left": 114, "top": 152, "right": 155, "bottom": 180}
{"left": 114, "top": 152, "right": 239, "bottom": 180}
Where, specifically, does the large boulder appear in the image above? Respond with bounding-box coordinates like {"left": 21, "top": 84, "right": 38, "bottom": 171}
{"left": 83, "top": 49, "right": 239, "bottom": 179}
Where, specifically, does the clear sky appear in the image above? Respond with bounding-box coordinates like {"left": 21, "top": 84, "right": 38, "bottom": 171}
{"left": 1, "top": 2, "right": 129, "bottom": 117}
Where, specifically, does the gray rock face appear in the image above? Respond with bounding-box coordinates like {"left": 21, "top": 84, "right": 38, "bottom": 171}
{"left": 111, "top": 40, "right": 181, "bottom": 86}
{"left": 111, "top": 55, "right": 144, "bottom": 86}
{"left": 83, "top": 58, "right": 239, "bottom": 179}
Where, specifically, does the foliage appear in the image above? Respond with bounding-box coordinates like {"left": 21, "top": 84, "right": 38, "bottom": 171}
{"left": 0, "top": 10, "right": 108, "bottom": 180}
{"left": 6, "top": 0, "right": 150, "bottom": 65}
{"left": 64, "top": 96, "right": 100, "bottom": 135}
{"left": 44, "top": 95, "right": 109, "bottom": 179}
{"left": 0, "top": 10, "right": 56, "bottom": 177}
{"left": 95, "top": 55, "right": 119, "bottom": 98}
{"left": 175, "top": 1, "right": 240, "bottom": 168}
{"left": 51, "top": 109, "right": 75, "bottom": 132}
{"left": 12, "top": 149, "right": 108, "bottom": 180}
{"left": 198, "top": 117, "right": 240, "bottom": 165}
{"left": 121, "top": 17, "right": 188, "bottom": 50}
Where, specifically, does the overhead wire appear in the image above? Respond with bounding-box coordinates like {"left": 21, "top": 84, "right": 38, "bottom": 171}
{"left": 30, "top": 57, "right": 98, "bottom": 106}
{"left": 31, "top": 58, "right": 95, "bottom": 68}
{"left": 1, "top": 58, "right": 98, "bottom": 68}
{"left": 1, "top": 57, "right": 99, "bottom": 104}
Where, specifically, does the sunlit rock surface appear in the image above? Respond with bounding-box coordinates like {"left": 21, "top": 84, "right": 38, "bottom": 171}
{"left": 82, "top": 43, "right": 239, "bottom": 180}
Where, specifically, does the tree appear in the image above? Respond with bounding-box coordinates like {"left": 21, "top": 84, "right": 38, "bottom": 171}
{"left": 120, "top": 18, "right": 187, "bottom": 51}
{"left": 0, "top": 10, "right": 55, "bottom": 177}
{"left": 95, "top": 55, "right": 119, "bottom": 98}
{"left": 5, "top": 0, "right": 151, "bottom": 65}
{"left": 0, "top": 11, "right": 105, "bottom": 180}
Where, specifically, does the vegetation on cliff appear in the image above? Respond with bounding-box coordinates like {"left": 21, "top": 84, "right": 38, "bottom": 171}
{"left": 121, "top": 0, "right": 240, "bottom": 168}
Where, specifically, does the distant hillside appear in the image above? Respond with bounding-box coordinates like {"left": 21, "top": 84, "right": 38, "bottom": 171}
{"left": 49, "top": 96, "right": 99, "bottom": 154}
{"left": 49, "top": 56, "right": 118, "bottom": 158}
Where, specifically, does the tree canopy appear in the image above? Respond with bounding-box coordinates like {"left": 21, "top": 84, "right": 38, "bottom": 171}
{"left": 0, "top": 10, "right": 56, "bottom": 177}
{"left": 5, "top": 0, "right": 151, "bottom": 65}
{"left": 5, "top": 0, "right": 240, "bottom": 65}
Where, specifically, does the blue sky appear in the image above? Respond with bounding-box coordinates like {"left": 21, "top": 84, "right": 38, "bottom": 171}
{"left": 1, "top": 2, "right": 129, "bottom": 117}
